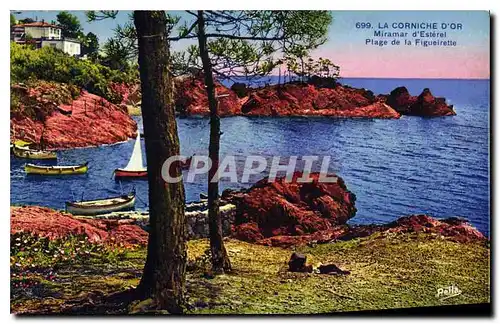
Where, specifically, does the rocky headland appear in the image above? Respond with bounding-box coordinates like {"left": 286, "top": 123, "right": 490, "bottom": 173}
{"left": 383, "top": 86, "right": 456, "bottom": 117}
{"left": 10, "top": 77, "right": 455, "bottom": 149}
{"left": 174, "top": 76, "right": 455, "bottom": 118}
{"left": 221, "top": 172, "right": 484, "bottom": 247}
{"left": 10, "top": 81, "right": 137, "bottom": 149}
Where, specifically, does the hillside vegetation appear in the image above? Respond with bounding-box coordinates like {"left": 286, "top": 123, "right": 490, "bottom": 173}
{"left": 10, "top": 42, "right": 137, "bottom": 105}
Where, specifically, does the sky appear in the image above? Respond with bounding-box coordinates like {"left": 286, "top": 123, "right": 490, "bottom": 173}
{"left": 12, "top": 10, "right": 490, "bottom": 79}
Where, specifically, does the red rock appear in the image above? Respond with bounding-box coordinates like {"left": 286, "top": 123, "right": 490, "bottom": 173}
{"left": 110, "top": 82, "right": 141, "bottom": 106}
{"left": 173, "top": 77, "right": 455, "bottom": 118}
{"left": 11, "top": 82, "right": 137, "bottom": 149}
{"left": 383, "top": 214, "right": 485, "bottom": 243}
{"left": 174, "top": 76, "right": 241, "bottom": 116}
{"left": 257, "top": 226, "right": 348, "bottom": 248}
{"left": 337, "top": 215, "right": 486, "bottom": 244}
{"left": 230, "top": 82, "right": 250, "bottom": 98}
{"left": 231, "top": 222, "right": 264, "bottom": 242}
{"left": 223, "top": 172, "right": 484, "bottom": 247}
{"left": 10, "top": 206, "right": 148, "bottom": 246}
{"left": 10, "top": 207, "right": 485, "bottom": 249}
{"left": 174, "top": 77, "right": 401, "bottom": 118}
{"left": 243, "top": 214, "right": 486, "bottom": 248}
{"left": 223, "top": 172, "right": 357, "bottom": 244}
{"left": 385, "top": 87, "right": 455, "bottom": 117}
{"left": 240, "top": 83, "right": 396, "bottom": 118}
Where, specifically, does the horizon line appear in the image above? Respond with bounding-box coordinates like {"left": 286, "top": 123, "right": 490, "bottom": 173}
{"left": 244, "top": 75, "right": 490, "bottom": 81}
{"left": 337, "top": 76, "right": 490, "bottom": 80}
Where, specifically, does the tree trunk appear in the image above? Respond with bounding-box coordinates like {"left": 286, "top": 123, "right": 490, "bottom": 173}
{"left": 301, "top": 58, "right": 305, "bottom": 83}
{"left": 133, "top": 10, "right": 187, "bottom": 314}
{"left": 278, "top": 67, "right": 281, "bottom": 88}
{"left": 196, "top": 10, "right": 232, "bottom": 274}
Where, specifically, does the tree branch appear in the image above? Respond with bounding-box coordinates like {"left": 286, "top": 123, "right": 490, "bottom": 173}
{"left": 167, "top": 19, "right": 198, "bottom": 41}
{"left": 205, "top": 33, "right": 285, "bottom": 41}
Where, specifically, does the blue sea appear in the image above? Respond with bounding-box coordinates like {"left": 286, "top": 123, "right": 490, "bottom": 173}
{"left": 10, "top": 78, "right": 490, "bottom": 236}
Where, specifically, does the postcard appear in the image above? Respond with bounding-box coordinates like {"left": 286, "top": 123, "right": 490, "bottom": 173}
{"left": 10, "top": 10, "right": 490, "bottom": 315}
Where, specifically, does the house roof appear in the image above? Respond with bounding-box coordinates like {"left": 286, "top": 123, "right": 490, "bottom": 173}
{"left": 13, "top": 22, "right": 61, "bottom": 29}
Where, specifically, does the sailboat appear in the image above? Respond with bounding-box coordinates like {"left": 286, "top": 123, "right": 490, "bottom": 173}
{"left": 114, "top": 132, "right": 147, "bottom": 179}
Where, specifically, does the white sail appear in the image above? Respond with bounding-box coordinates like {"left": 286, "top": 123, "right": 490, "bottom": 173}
{"left": 124, "top": 132, "right": 146, "bottom": 171}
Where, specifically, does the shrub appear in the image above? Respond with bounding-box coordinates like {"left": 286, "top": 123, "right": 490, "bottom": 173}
{"left": 10, "top": 42, "right": 137, "bottom": 104}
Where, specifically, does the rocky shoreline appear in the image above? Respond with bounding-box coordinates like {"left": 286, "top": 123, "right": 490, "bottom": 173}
{"left": 10, "top": 77, "right": 455, "bottom": 149}
{"left": 222, "top": 172, "right": 484, "bottom": 247}
{"left": 10, "top": 81, "right": 137, "bottom": 149}
{"left": 174, "top": 76, "right": 455, "bottom": 118}
{"left": 11, "top": 173, "right": 485, "bottom": 248}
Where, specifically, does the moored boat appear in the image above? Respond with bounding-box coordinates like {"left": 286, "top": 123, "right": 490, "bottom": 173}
{"left": 65, "top": 191, "right": 136, "bottom": 216}
{"left": 13, "top": 139, "right": 32, "bottom": 148}
{"left": 114, "top": 132, "right": 147, "bottom": 179}
{"left": 114, "top": 169, "right": 148, "bottom": 178}
{"left": 25, "top": 162, "right": 89, "bottom": 175}
{"left": 12, "top": 145, "right": 57, "bottom": 160}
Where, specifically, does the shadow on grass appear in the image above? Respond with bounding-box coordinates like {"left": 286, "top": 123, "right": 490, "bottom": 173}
{"left": 16, "top": 272, "right": 226, "bottom": 315}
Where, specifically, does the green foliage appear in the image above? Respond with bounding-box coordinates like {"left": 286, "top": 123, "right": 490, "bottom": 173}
{"left": 10, "top": 91, "right": 21, "bottom": 114}
{"left": 281, "top": 11, "right": 332, "bottom": 50}
{"left": 82, "top": 32, "right": 99, "bottom": 60}
{"left": 285, "top": 54, "right": 340, "bottom": 82}
{"left": 179, "top": 10, "right": 333, "bottom": 79}
{"left": 11, "top": 232, "right": 129, "bottom": 269}
{"left": 10, "top": 13, "right": 17, "bottom": 26}
{"left": 11, "top": 42, "right": 136, "bottom": 103}
{"left": 101, "top": 38, "right": 132, "bottom": 72}
{"left": 10, "top": 80, "right": 80, "bottom": 120}
{"left": 85, "top": 10, "right": 119, "bottom": 22}
{"left": 18, "top": 17, "right": 34, "bottom": 24}
{"left": 88, "top": 10, "right": 333, "bottom": 80}
{"left": 171, "top": 49, "right": 199, "bottom": 76}
{"left": 56, "top": 11, "right": 84, "bottom": 39}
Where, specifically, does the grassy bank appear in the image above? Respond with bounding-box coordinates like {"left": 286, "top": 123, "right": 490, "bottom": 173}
{"left": 11, "top": 232, "right": 489, "bottom": 314}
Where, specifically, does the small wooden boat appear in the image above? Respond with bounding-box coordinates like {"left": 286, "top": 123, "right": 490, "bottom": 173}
{"left": 12, "top": 145, "right": 57, "bottom": 160}
{"left": 114, "top": 132, "right": 147, "bottom": 179}
{"left": 25, "top": 162, "right": 89, "bottom": 175}
{"left": 114, "top": 169, "right": 148, "bottom": 178}
{"left": 65, "top": 191, "right": 136, "bottom": 216}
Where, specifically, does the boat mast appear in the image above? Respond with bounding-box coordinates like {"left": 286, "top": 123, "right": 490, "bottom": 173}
{"left": 124, "top": 132, "right": 145, "bottom": 171}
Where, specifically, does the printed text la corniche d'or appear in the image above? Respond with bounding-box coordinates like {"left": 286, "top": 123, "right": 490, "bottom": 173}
{"left": 355, "top": 21, "right": 463, "bottom": 47}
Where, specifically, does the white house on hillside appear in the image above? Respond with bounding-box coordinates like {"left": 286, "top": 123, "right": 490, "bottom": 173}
{"left": 41, "top": 38, "right": 81, "bottom": 57}
{"left": 11, "top": 21, "right": 81, "bottom": 57}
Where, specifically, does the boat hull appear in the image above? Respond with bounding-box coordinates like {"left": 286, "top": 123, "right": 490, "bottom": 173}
{"left": 25, "top": 163, "right": 88, "bottom": 175}
{"left": 13, "top": 146, "right": 57, "bottom": 160}
{"left": 66, "top": 194, "right": 136, "bottom": 216}
{"left": 114, "top": 169, "right": 148, "bottom": 179}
